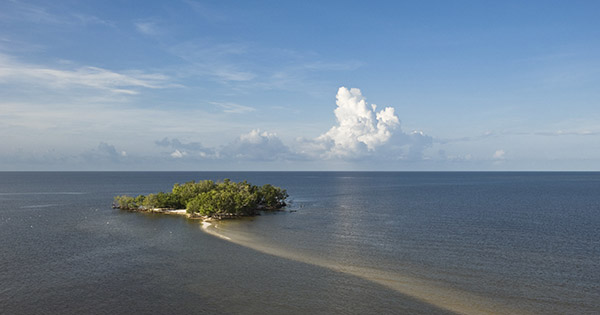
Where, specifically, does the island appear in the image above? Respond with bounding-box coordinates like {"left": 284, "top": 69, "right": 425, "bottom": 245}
{"left": 113, "top": 179, "right": 288, "bottom": 220}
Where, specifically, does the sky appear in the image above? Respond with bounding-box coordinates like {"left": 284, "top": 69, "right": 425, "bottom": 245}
{"left": 1, "top": 0, "right": 599, "bottom": 171}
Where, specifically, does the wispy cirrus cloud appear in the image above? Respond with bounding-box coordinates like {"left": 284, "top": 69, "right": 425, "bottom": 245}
{"left": 168, "top": 40, "right": 256, "bottom": 82}
{"left": 210, "top": 102, "right": 256, "bottom": 114}
{"left": 437, "top": 128, "right": 600, "bottom": 145}
{"left": 183, "top": 0, "right": 229, "bottom": 22}
{"left": 72, "top": 13, "right": 115, "bottom": 27}
{"left": 532, "top": 130, "right": 600, "bottom": 136}
{"left": 0, "top": 1, "right": 113, "bottom": 26}
{"left": 0, "top": 53, "right": 177, "bottom": 95}
{"left": 134, "top": 20, "right": 162, "bottom": 36}
{"left": 0, "top": 0, "right": 65, "bottom": 24}
{"left": 0, "top": 36, "right": 45, "bottom": 53}
{"left": 166, "top": 39, "right": 360, "bottom": 89}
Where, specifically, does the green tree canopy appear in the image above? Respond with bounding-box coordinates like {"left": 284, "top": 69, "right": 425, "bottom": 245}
{"left": 113, "top": 179, "right": 288, "bottom": 218}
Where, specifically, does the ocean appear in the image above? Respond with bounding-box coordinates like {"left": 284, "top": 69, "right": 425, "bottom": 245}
{"left": 0, "top": 172, "right": 598, "bottom": 314}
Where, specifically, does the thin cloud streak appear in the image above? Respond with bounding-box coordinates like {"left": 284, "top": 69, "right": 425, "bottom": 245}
{"left": 0, "top": 53, "right": 178, "bottom": 94}
{"left": 210, "top": 102, "right": 256, "bottom": 114}
{"left": 0, "top": 1, "right": 113, "bottom": 26}
{"left": 437, "top": 129, "right": 600, "bottom": 145}
{"left": 134, "top": 20, "right": 162, "bottom": 36}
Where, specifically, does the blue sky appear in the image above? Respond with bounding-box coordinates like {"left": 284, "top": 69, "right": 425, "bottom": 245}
{"left": 1, "top": 0, "right": 599, "bottom": 170}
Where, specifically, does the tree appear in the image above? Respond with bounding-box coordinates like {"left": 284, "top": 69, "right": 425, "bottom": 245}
{"left": 114, "top": 195, "right": 137, "bottom": 210}
{"left": 141, "top": 192, "right": 180, "bottom": 209}
{"left": 172, "top": 180, "right": 216, "bottom": 206}
{"left": 115, "top": 179, "right": 288, "bottom": 218}
{"left": 258, "top": 184, "right": 288, "bottom": 209}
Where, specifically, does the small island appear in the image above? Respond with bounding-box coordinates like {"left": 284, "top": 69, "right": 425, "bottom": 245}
{"left": 113, "top": 179, "right": 288, "bottom": 220}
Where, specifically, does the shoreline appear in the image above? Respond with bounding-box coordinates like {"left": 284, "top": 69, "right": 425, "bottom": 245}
{"left": 117, "top": 207, "right": 253, "bottom": 222}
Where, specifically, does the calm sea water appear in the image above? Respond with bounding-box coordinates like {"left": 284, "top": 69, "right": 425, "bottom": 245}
{"left": 0, "top": 172, "right": 598, "bottom": 314}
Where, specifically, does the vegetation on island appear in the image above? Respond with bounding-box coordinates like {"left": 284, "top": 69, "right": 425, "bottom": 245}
{"left": 113, "top": 179, "right": 288, "bottom": 218}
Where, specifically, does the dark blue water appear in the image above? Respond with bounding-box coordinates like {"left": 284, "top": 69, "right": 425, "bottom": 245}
{"left": 0, "top": 172, "right": 598, "bottom": 314}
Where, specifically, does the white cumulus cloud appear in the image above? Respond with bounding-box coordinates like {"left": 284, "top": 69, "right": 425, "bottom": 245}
{"left": 155, "top": 137, "right": 214, "bottom": 159}
{"left": 144, "top": 88, "right": 433, "bottom": 164}
{"left": 316, "top": 87, "right": 400, "bottom": 157}
{"left": 170, "top": 149, "right": 186, "bottom": 158}
{"left": 493, "top": 149, "right": 506, "bottom": 159}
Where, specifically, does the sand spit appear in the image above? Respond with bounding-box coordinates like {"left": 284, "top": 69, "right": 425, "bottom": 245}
{"left": 118, "top": 206, "right": 531, "bottom": 314}
{"left": 201, "top": 223, "right": 533, "bottom": 315}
